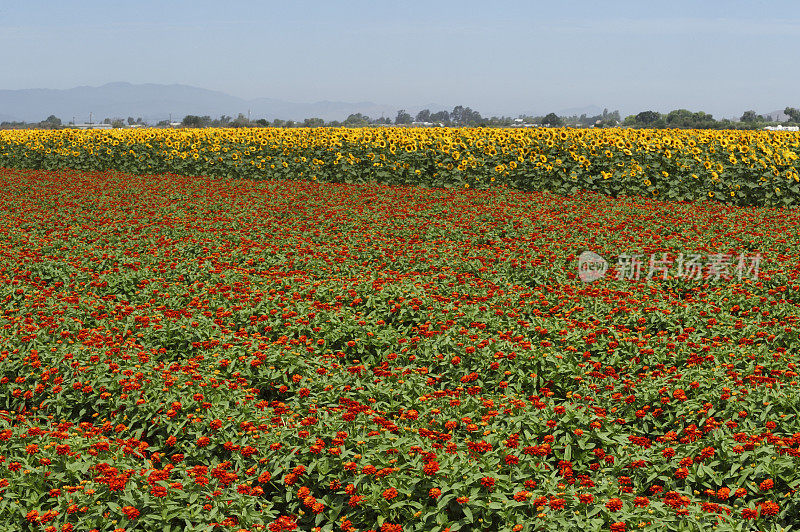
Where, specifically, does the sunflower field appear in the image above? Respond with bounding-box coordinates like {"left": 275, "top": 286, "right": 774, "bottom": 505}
{"left": 2, "top": 165, "right": 800, "bottom": 531}
{"left": 1, "top": 127, "right": 799, "bottom": 206}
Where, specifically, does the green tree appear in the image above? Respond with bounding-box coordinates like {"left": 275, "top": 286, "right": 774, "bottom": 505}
{"left": 450, "top": 106, "right": 466, "bottom": 125}
{"left": 691, "top": 111, "right": 717, "bottom": 128}
{"left": 304, "top": 117, "right": 325, "bottom": 127}
{"left": 593, "top": 109, "right": 620, "bottom": 127}
{"left": 461, "top": 107, "right": 483, "bottom": 125}
{"left": 429, "top": 111, "right": 450, "bottom": 125}
{"left": 182, "top": 115, "right": 212, "bottom": 128}
{"left": 395, "top": 110, "right": 413, "bottom": 125}
{"left": 232, "top": 113, "right": 250, "bottom": 128}
{"left": 605, "top": 109, "right": 620, "bottom": 124}
{"left": 41, "top": 115, "right": 62, "bottom": 128}
{"left": 634, "top": 111, "right": 660, "bottom": 126}
{"left": 541, "top": 113, "right": 563, "bottom": 126}
{"left": 210, "top": 115, "right": 232, "bottom": 127}
{"left": 740, "top": 110, "right": 758, "bottom": 123}
{"left": 666, "top": 109, "right": 692, "bottom": 126}
{"left": 415, "top": 109, "right": 431, "bottom": 122}
{"left": 664, "top": 109, "right": 717, "bottom": 129}
{"left": 784, "top": 107, "right": 800, "bottom": 123}
{"left": 343, "top": 113, "right": 370, "bottom": 127}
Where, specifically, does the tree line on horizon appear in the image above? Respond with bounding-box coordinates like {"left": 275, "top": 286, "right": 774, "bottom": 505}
{"left": 3, "top": 106, "right": 800, "bottom": 130}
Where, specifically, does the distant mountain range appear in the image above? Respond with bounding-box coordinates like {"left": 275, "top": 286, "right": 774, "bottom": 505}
{"left": 764, "top": 110, "right": 789, "bottom": 122}
{"left": 5, "top": 83, "right": 782, "bottom": 124}
{"left": 0, "top": 83, "right": 632, "bottom": 125}
{"left": 0, "top": 82, "right": 450, "bottom": 124}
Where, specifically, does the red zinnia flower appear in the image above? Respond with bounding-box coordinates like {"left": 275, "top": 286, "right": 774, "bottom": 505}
{"left": 383, "top": 487, "right": 398, "bottom": 500}
{"left": 549, "top": 498, "right": 565, "bottom": 510}
{"left": 633, "top": 497, "right": 649, "bottom": 508}
{"left": 606, "top": 498, "right": 623, "bottom": 511}
{"left": 348, "top": 495, "right": 364, "bottom": 507}
{"left": 121, "top": 506, "right": 139, "bottom": 520}
{"left": 423, "top": 461, "right": 440, "bottom": 475}
{"left": 760, "top": 500, "right": 779, "bottom": 516}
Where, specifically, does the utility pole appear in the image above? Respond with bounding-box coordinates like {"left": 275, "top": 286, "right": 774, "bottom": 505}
{"left": 248, "top": 109, "right": 251, "bottom": 123}
{"left": 89, "top": 112, "right": 93, "bottom": 126}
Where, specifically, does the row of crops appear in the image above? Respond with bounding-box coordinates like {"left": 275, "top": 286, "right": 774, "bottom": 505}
{"left": 1, "top": 127, "right": 799, "bottom": 205}
{"left": 2, "top": 167, "right": 800, "bottom": 531}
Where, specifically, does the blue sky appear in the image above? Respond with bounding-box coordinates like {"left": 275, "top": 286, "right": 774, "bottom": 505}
{"left": 2, "top": 0, "right": 799, "bottom": 118}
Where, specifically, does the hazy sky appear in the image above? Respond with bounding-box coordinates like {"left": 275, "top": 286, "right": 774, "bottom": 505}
{"left": 2, "top": 0, "right": 799, "bottom": 118}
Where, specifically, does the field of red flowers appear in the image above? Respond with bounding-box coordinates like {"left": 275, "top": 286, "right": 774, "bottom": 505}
{"left": 1, "top": 167, "right": 800, "bottom": 532}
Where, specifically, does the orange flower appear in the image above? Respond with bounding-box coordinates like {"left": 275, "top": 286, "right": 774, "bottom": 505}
{"left": 760, "top": 500, "right": 779, "bottom": 516}
{"left": 606, "top": 498, "right": 623, "bottom": 511}
{"left": 121, "top": 506, "right": 139, "bottom": 519}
